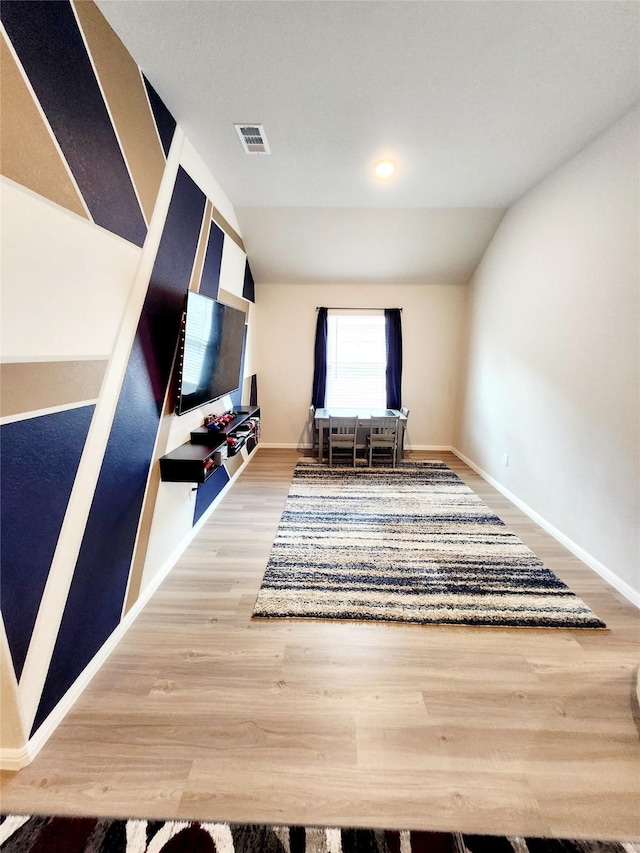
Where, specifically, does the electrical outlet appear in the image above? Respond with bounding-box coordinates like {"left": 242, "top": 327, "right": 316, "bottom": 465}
{"left": 503, "top": 453, "right": 509, "bottom": 467}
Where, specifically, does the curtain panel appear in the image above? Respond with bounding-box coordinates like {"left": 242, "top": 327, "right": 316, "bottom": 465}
{"left": 311, "top": 307, "right": 328, "bottom": 407}
{"left": 313, "top": 307, "right": 402, "bottom": 409}
{"left": 385, "top": 308, "right": 403, "bottom": 410}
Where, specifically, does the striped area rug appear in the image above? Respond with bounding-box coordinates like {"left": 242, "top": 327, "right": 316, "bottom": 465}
{"left": 252, "top": 461, "right": 605, "bottom": 628}
{"left": 1, "top": 815, "right": 637, "bottom": 852}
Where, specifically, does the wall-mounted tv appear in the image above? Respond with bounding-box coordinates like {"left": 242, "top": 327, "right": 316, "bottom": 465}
{"left": 175, "top": 291, "right": 246, "bottom": 416}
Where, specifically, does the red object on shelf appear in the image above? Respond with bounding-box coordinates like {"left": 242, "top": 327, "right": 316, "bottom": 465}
{"left": 204, "top": 411, "right": 237, "bottom": 431}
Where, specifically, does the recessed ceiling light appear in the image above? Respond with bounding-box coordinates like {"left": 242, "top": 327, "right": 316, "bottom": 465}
{"left": 374, "top": 160, "right": 395, "bottom": 180}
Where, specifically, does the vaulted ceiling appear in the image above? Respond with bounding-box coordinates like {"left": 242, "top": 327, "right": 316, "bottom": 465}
{"left": 95, "top": 0, "right": 639, "bottom": 285}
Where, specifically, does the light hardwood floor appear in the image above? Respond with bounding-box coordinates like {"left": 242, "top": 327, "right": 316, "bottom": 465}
{"left": 2, "top": 449, "right": 639, "bottom": 840}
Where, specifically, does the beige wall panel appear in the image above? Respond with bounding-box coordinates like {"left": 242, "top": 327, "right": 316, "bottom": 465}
{"left": 1, "top": 359, "right": 107, "bottom": 418}
{"left": 73, "top": 0, "right": 166, "bottom": 225}
{"left": 217, "top": 289, "right": 248, "bottom": 315}
{"left": 125, "top": 401, "right": 176, "bottom": 614}
{"left": 189, "top": 202, "right": 213, "bottom": 292}
{"left": 212, "top": 208, "right": 245, "bottom": 252}
{"left": 0, "top": 36, "right": 87, "bottom": 219}
{"left": 124, "top": 462, "right": 162, "bottom": 615}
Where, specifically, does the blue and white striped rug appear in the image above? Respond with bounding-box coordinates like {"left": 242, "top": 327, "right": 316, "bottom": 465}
{"left": 252, "top": 461, "right": 605, "bottom": 629}
{"left": 2, "top": 815, "right": 635, "bottom": 851}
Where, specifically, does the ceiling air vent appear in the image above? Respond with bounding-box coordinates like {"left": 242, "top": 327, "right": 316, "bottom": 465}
{"left": 234, "top": 124, "right": 270, "bottom": 154}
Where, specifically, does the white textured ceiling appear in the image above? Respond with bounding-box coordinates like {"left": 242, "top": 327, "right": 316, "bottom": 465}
{"left": 96, "top": 0, "right": 639, "bottom": 284}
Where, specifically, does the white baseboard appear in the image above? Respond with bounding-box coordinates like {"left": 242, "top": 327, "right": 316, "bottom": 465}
{"left": 405, "top": 445, "right": 454, "bottom": 452}
{"left": 0, "top": 448, "right": 259, "bottom": 771}
{"left": 259, "top": 442, "right": 307, "bottom": 449}
{"left": 0, "top": 744, "right": 32, "bottom": 771}
{"left": 451, "top": 447, "right": 640, "bottom": 609}
{"left": 259, "top": 443, "right": 455, "bottom": 452}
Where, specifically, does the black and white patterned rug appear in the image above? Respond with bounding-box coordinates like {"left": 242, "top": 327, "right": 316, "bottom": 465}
{"left": 1, "top": 815, "right": 637, "bottom": 852}
{"left": 252, "top": 461, "right": 605, "bottom": 628}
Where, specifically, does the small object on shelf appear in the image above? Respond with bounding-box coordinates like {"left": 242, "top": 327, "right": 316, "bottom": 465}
{"left": 249, "top": 417, "right": 261, "bottom": 443}
{"left": 213, "top": 446, "right": 228, "bottom": 466}
{"left": 227, "top": 434, "right": 247, "bottom": 456}
{"left": 204, "top": 411, "right": 237, "bottom": 431}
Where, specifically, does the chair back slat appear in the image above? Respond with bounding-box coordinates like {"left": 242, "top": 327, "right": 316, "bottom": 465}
{"left": 330, "top": 416, "right": 359, "bottom": 436}
{"left": 328, "top": 416, "right": 359, "bottom": 467}
{"left": 367, "top": 416, "right": 399, "bottom": 467}
{"left": 369, "top": 416, "right": 398, "bottom": 436}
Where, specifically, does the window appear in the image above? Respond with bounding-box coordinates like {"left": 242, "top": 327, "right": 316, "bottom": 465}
{"left": 325, "top": 311, "right": 386, "bottom": 408}
{"left": 312, "top": 306, "right": 402, "bottom": 410}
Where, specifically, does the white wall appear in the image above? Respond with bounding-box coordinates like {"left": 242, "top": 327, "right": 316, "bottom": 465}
{"left": 1, "top": 623, "right": 26, "bottom": 750}
{"left": 255, "top": 282, "right": 466, "bottom": 450}
{"left": 455, "top": 108, "right": 639, "bottom": 598}
{"left": 0, "top": 178, "right": 140, "bottom": 362}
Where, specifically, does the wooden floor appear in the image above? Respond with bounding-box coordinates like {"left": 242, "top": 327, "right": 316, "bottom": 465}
{"left": 2, "top": 449, "right": 639, "bottom": 840}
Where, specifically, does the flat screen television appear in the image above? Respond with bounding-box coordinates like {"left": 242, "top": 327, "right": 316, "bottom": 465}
{"left": 175, "top": 291, "right": 246, "bottom": 416}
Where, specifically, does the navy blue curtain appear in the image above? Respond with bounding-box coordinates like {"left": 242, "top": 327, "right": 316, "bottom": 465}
{"left": 311, "top": 307, "right": 328, "bottom": 407}
{"left": 385, "top": 309, "right": 403, "bottom": 409}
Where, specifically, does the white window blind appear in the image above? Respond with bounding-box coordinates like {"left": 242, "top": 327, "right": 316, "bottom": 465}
{"left": 181, "top": 294, "right": 214, "bottom": 394}
{"left": 325, "top": 311, "right": 386, "bottom": 408}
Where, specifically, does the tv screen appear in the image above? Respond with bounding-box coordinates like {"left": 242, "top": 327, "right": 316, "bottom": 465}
{"left": 175, "top": 291, "right": 246, "bottom": 415}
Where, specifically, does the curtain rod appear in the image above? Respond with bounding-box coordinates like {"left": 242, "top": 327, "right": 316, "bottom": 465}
{"left": 316, "top": 307, "right": 402, "bottom": 311}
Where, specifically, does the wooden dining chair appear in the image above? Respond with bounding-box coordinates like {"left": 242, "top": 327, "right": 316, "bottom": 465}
{"left": 328, "top": 416, "right": 359, "bottom": 467}
{"left": 367, "top": 416, "right": 399, "bottom": 467}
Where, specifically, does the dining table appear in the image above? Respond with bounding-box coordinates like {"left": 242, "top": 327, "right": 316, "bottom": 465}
{"left": 314, "top": 407, "right": 407, "bottom": 463}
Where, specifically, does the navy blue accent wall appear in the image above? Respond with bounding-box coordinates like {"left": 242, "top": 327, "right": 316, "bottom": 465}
{"left": 199, "top": 222, "right": 225, "bottom": 299}
{"left": 1, "top": 1, "right": 147, "bottom": 248}
{"left": 0, "top": 406, "right": 94, "bottom": 680}
{"left": 242, "top": 260, "right": 255, "bottom": 303}
{"left": 33, "top": 168, "right": 206, "bottom": 734}
{"left": 193, "top": 466, "right": 230, "bottom": 527}
{"left": 229, "top": 325, "right": 248, "bottom": 410}
{"left": 142, "top": 75, "right": 177, "bottom": 159}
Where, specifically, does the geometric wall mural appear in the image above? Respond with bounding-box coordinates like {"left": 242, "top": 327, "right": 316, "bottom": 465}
{"left": 142, "top": 74, "right": 177, "bottom": 160}
{"left": 193, "top": 465, "right": 231, "bottom": 527}
{"left": 1, "top": 0, "right": 257, "bottom": 760}
{"left": 0, "top": 406, "right": 95, "bottom": 681}
{"left": 33, "top": 168, "right": 207, "bottom": 733}
{"left": 1, "top": 1, "right": 151, "bottom": 246}
{"left": 199, "top": 220, "right": 226, "bottom": 300}
{"left": 243, "top": 260, "right": 256, "bottom": 303}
